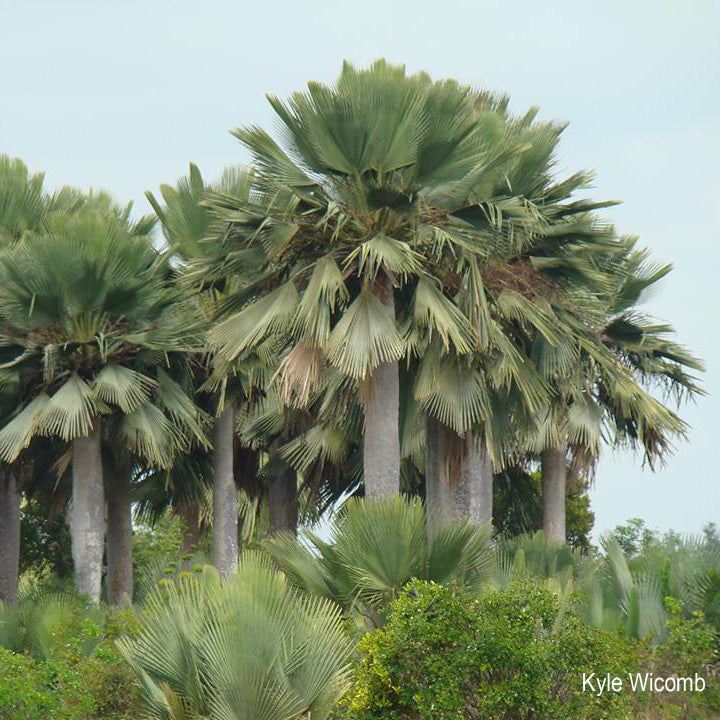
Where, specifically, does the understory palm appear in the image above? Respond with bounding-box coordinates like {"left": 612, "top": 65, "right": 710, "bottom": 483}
{"left": 265, "top": 496, "right": 493, "bottom": 631}
{"left": 119, "top": 553, "right": 353, "bottom": 720}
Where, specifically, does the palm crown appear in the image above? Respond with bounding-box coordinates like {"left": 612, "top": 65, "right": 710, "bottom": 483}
{"left": 0, "top": 202, "right": 206, "bottom": 465}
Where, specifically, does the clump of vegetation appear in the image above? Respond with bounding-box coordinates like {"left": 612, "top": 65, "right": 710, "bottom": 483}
{"left": 0, "top": 595, "right": 140, "bottom": 719}
{"left": 119, "top": 552, "right": 353, "bottom": 720}
{"left": 265, "top": 496, "right": 493, "bottom": 631}
{"left": 343, "top": 579, "right": 637, "bottom": 720}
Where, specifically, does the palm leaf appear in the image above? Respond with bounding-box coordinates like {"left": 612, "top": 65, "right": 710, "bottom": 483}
{"left": 326, "top": 289, "right": 404, "bottom": 379}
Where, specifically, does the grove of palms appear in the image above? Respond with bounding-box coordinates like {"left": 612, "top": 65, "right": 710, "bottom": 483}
{"left": 0, "top": 61, "right": 713, "bottom": 720}
{"left": 0, "top": 61, "right": 702, "bottom": 610}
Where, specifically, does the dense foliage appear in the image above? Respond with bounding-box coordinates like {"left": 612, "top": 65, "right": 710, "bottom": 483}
{"left": 265, "top": 496, "right": 493, "bottom": 631}
{"left": 0, "top": 59, "right": 712, "bottom": 720}
{"left": 0, "top": 597, "right": 139, "bottom": 719}
{"left": 119, "top": 553, "right": 353, "bottom": 720}
{"left": 343, "top": 579, "right": 636, "bottom": 720}
{"left": 343, "top": 579, "right": 720, "bottom": 720}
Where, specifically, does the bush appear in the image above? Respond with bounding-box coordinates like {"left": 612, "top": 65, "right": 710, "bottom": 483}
{"left": 0, "top": 598, "right": 140, "bottom": 719}
{"left": 0, "top": 647, "right": 92, "bottom": 720}
{"left": 343, "top": 579, "right": 637, "bottom": 720}
{"left": 635, "top": 598, "right": 720, "bottom": 719}
{"left": 120, "top": 553, "right": 353, "bottom": 720}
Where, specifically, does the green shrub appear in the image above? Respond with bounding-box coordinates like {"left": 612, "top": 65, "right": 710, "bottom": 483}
{"left": 633, "top": 598, "right": 720, "bottom": 719}
{"left": 120, "top": 553, "right": 353, "bottom": 720}
{"left": 0, "top": 598, "right": 140, "bottom": 719}
{"left": 0, "top": 646, "right": 92, "bottom": 720}
{"left": 343, "top": 579, "right": 636, "bottom": 720}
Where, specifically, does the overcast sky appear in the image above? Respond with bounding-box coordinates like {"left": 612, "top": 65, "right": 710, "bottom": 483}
{"left": 2, "top": 0, "right": 718, "bottom": 537}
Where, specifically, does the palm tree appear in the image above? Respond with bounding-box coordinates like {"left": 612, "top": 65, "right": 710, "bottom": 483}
{"left": 265, "top": 496, "right": 493, "bottom": 631}
{"left": 119, "top": 553, "right": 353, "bottom": 720}
{"left": 398, "top": 93, "right": 620, "bottom": 531}
{"left": 147, "top": 163, "right": 261, "bottom": 575}
{"left": 204, "top": 60, "right": 564, "bottom": 502}
{"left": 0, "top": 155, "right": 81, "bottom": 605}
{"left": 526, "top": 238, "right": 704, "bottom": 542}
{"left": 0, "top": 202, "right": 205, "bottom": 603}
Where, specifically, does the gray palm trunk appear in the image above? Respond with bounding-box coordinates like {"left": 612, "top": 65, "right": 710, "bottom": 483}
{"left": 363, "top": 288, "right": 400, "bottom": 500}
{"left": 542, "top": 444, "right": 567, "bottom": 543}
{"left": 212, "top": 403, "right": 238, "bottom": 576}
{"left": 268, "top": 467, "right": 298, "bottom": 535}
{"left": 426, "top": 416, "right": 493, "bottom": 535}
{"left": 71, "top": 422, "right": 105, "bottom": 603}
{"left": 0, "top": 466, "right": 20, "bottom": 606}
{"left": 106, "top": 459, "right": 133, "bottom": 606}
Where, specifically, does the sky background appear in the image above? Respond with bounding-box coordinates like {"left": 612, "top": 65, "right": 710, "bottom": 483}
{"left": 1, "top": 0, "right": 718, "bottom": 538}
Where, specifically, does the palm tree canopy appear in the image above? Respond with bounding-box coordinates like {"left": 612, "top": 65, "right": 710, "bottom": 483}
{"left": 0, "top": 201, "right": 207, "bottom": 465}
{"left": 0, "top": 155, "right": 82, "bottom": 244}
{"left": 201, "top": 60, "right": 642, "bottom": 467}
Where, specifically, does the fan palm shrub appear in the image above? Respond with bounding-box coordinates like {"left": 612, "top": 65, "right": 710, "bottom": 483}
{"left": 119, "top": 552, "right": 353, "bottom": 720}
{"left": 0, "top": 201, "right": 206, "bottom": 602}
{"left": 264, "top": 495, "right": 493, "bottom": 630}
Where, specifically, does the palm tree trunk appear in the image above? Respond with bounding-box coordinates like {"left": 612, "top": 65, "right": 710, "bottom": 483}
{"left": 268, "top": 467, "right": 298, "bottom": 535}
{"left": 426, "top": 416, "right": 493, "bottom": 535}
{"left": 363, "top": 287, "right": 400, "bottom": 500}
{"left": 176, "top": 504, "right": 203, "bottom": 554}
{"left": 212, "top": 403, "right": 238, "bottom": 576}
{"left": 71, "top": 422, "right": 105, "bottom": 603}
{"left": 425, "top": 415, "right": 452, "bottom": 533}
{"left": 471, "top": 438, "right": 494, "bottom": 529}
{"left": 542, "top": 445, "right": 567, "bottom": 543}
{"left": 106, "top": 459, "right": 133, "bottom": 606}
{"left": 0, "top": 467, "right": 20, "bottom": 606}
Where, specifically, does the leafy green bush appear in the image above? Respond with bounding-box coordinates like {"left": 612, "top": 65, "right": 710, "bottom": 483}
{"left": 0, "top": 641, "right": 138, "bottom": 720}
{"left": 0, "top": 646, "right": 92, "bottom": 720}
{"left": 634, "top": 598, "right": 720, "bottom": 719}
{"left": 343, "top": 579, "right": 636, "bottom": 720}
{"left": 0, "top": 596, "right": 140, "bottom": 719}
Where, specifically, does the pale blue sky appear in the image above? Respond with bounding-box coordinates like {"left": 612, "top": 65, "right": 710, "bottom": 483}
{"left": 1, "top": 0, "right": 718, "bottom": 536}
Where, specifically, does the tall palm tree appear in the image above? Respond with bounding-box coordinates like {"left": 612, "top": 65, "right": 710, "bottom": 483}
{"left": 527, "top": 238, "right": 703, "bottom": 542}
{"left": 0, "top": 203, "right": 205, "bottom": 603}
{"left": 0, "top": 156, "right": 81, "bottom": 605}
{"left": 204, "top": 60, "right": 560, "bottom": 501}
{"left": 390, "top": 89, "right": 622, "bottom": 531}
{"left": 147, "top": 163, "right": 260, "bottom": 575}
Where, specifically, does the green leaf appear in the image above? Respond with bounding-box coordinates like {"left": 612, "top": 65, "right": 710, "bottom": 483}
{"left": 410, "top": 276, "right": 476, "bottom": 354}
{"left": 210, "top": 282, "right": 299, "bottom": 362}
{"left": 93, "top": 364, "right": 156, "bottom": 413}
{"left": 0, "top": 394, "right": 50, "bottom": 461}
{"left": 36, "top": 373, "right": 99, "bottom": 441}
{"left": 326, "top": 289, "right": 404, "bottom": 379}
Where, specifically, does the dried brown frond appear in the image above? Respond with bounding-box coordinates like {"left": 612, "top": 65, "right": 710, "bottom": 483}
{"left": 482, "top": 257, "right": 560, "bottom": 303}
{"left": 275, "top": 341, "right": 324, "bottom": 408}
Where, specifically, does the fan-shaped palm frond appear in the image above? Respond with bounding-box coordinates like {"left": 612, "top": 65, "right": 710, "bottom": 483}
{"left": 119, "top": 554, "right": 353, "bottom": 720}
{"left": 265, "top": 496, "right": 493, "bottom": 630}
